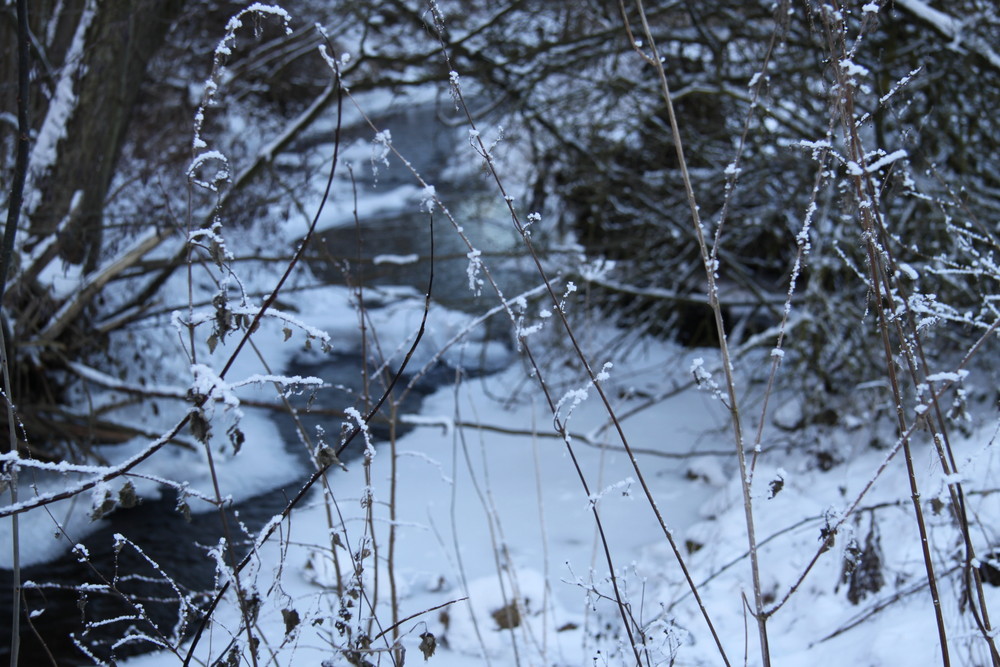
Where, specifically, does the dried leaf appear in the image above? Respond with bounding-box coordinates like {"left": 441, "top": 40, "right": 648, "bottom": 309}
{"left": 176, "top": 495, "right": 192, "bottom": 523}
{"left": 844, "top": 523, "right": 884, "bottom": 604}
{"left": 282, "top": 608, "right": 300, "bottom": 636}
{"left": 419, "top": 632, "right": 436, "bottom": 660}
{"left": 491, "top": 601, "right": 520, "bottom": 629}
{"left": 209, "top": 240, "right": 225, "bottom": 267}
{"left": 90, "top": 489, "right": 116, "bottom": 521}
{"left": 229, "top": 426, "right": 245, "bottom": 454}
{"left": 191, "top": 411, "right": 211, "bottom": 443}
{"left": 118, "top": 481, "right": 140, "bottom": 509}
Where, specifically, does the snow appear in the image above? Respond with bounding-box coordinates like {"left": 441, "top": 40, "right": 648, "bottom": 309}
{"left": 186, "top": 150, "right": 231, "bottom": 190}
{"left": 465, "top": 248, "right": 484, "bottom": 295}
{"left": 373, "top": 253, "right": 420, "bottom": 266}
{"left": 217, "top": 4, "right": 292, "bottom": 58}
{"left": 865, "top": 149, "right": 908, "bottom": 173}
{"left": 102, "top": 320, "right": 1000, "bottom": 667}
{"left": 305, "top": 183, "right": 423, "bottom": 235}
{"left": 421, "top": 184, "right": 438, "bottom": 212}
{"left": 35, "top": 257, "right": 84, "bottom": 301}
{"left": 22, "top": 0, "right": 96, "bottom": 217}
{"left": 10, "top": 237, "right": 997, "bottom": 667}
{"left": 925, "top": 370, "right": 969, "bottom": 384}
{"left": 840, "top": 58, "right": 869, "bottom": 78}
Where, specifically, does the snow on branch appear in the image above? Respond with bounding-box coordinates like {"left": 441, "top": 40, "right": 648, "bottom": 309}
{"left": 895, "top": 0, "right": 1000, "bottom": 72}
{"left": 23, "top": 0, "right": 97, "bottom": 216}
{"left": 189, "top": 364, "right": 324, "bottom": 417}
{"left": 66, "top": 361, "right": 187, "bottom": 399}
{"left": 191, "top": 4, "right": 293, "bottom": 188}
{"left": 33, "top": 228, "right": 169, "bottom": 345}
{"left": 0, "top": 416, "right": 190, "bottom": 519}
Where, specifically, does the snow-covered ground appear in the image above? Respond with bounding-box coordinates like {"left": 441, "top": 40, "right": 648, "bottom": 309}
{"left": 108, "top": 294, "right": 1000, "bottom": 666}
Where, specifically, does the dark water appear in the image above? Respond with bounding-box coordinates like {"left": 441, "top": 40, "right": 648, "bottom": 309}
{"left": 0, "top": 347, "right": 457, "bottom": 665}
{"left": 307, "top": 101, "right": 537, "bottom": 313}
{"left": 311, "top": 194, "right": 529, "bottom": 313}
{"left": 0, "top": 486, "right": 286, "bottom": 665}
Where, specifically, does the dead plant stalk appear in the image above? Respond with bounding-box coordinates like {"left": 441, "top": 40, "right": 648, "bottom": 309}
{"left": 628, "top": 0, "right": 770, "bottom": 664}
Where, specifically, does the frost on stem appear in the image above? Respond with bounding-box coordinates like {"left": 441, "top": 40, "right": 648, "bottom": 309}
{"left": 189, "top": 219, "right": 234, "bottom": 267}
{"left": 190, "top": 363, "right": 243, "bottom": 417}
{"left": 344, "top": 407, "right": 373, "bottom": 462}
{"left": 595, "top": 361, "right": 613, "bottom": 383}
{"left": 859, "top": 149, "right": 908, "bottom": 175}
{"left": 187, "top": 150, "right": 231, "bottom": 192}
{"left": 690, "top": 358, "right": 724, "bottom": 402}
{"left": 217, "top": 4, "right": 292, "bottom": 57}
{"left": 466, "top": 248, "right": 484, "bottom": 296}
{"left": 524, "top": 211, "right": 541, "bottom": 237}
{"left": 179, "top": 296, "right": 333, "bottom": 353}
{"left": 559, "top": 281, "right": 577, "bottom": 313}
{"left": 370, "top": 129, "right": 392, "bottom": 180}
{"left": 587, "top": 477, "right": 636, "bottom": 509}
{"left": 207, "top": 537, "right": 233, "bottom": 586}
{"left": 513, "top": 297, "right": 543, "bottom": 350}
{"left": 554, "top": 365, "right": 612, "bottom": 431}
{"left": 73, "top": 542, "right": 91, "bottom": 563}
{"left": 554, "top": 388, "right": 589, "bottom": 432}
{"left": 839, "top": 58, "right": 870, "bottom": 81}
{"left": 420, "top": 185, "right": 437, "bottom": 213}
{"left": 191, "top": 4, "right": 292, "bottom": 188}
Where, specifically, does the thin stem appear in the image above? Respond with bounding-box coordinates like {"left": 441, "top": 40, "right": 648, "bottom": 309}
{"left": 1, "top": 324, "right": 21, "bottom": 667}
{"left": 822, "top": 5, "right": 949, "bottom": 662}
{"left": 628, "top": 0, "right": 769, "bottom": 663}
{"left": 2, "top": 2, "right": 30, "bottom": 663}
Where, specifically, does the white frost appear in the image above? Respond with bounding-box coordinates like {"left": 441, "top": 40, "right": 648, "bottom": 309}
{"left": 865, "top": 149, "right": 907, "bottom": 173}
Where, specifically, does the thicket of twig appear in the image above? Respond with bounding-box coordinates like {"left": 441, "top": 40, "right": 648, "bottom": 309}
{"left": 1, "top": 1, "right": 999, "bottom": 665}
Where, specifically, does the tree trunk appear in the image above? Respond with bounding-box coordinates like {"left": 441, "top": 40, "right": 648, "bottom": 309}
{"left": 26, "top": 0, "right": 186, "bottom": 272}
{"left": 0, "top": 0, "right": 186, "bottom": 455}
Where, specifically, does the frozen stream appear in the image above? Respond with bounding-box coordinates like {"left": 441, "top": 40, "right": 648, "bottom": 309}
{"left": 0, "top": 102, "right": 538, "bottom": 665}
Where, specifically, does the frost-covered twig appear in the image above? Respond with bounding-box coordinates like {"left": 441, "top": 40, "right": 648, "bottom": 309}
{"left": 0, "top": 415, "right": 192, "bottom": 519}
